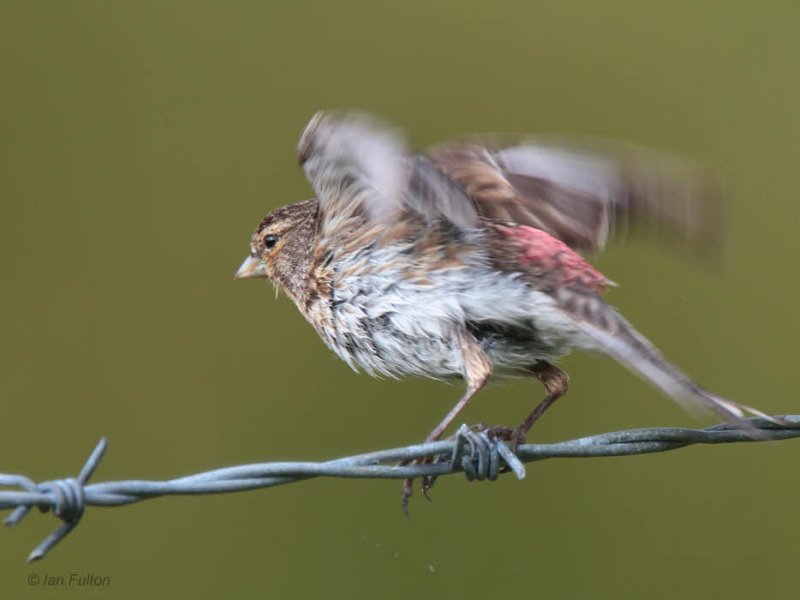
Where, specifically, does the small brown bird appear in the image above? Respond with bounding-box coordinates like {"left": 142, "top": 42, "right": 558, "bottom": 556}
{"left": 236, "top": 111, "right": 772, "bottom": 503}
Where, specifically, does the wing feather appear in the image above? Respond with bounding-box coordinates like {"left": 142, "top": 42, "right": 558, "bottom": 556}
{"left": 298, "top": 111, "right": 724, "bottom": 255}
{"left": 298, "top": 111, "right": 476, "bottom": 236}
{"left": 430, "top": 137, "right": 724, "bottom": 253}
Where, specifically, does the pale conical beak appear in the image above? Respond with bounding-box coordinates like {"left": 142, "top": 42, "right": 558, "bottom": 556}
{"left": 235, "top": 255, "right": 267, "bottom": 280}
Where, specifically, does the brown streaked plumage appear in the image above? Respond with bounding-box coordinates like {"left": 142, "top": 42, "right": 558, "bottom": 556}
{"left": 237, "top": 110, "right": 778, "bottom": 509}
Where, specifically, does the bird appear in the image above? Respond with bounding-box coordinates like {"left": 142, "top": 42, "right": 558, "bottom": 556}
{"left": 236, "top": 110, "right": 774, "bottom": 506}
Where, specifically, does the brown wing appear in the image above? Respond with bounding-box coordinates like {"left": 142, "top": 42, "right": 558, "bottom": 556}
{"left": 298, "top": 111, "right": 724, "bottom": 254}
{"left": 297, "top": 111, "right": 478, "bottom": 237}
{"left": 429, "top": 138, "right": 725, "bottom": 254}
{"left": 297, "top": 111, "right": 409, "bottom": 238}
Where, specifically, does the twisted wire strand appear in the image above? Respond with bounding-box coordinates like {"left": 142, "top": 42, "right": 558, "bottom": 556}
{"left": 2, "top": 416, "right": 798, "bottom": 562}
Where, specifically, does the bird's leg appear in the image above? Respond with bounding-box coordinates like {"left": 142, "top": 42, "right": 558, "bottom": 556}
{"left": 488, "top": 362, "right": 569, "bottom": 450}
{"left": 401, "top": 333, "right": 491, "bottom": 515}
{"left": 514, "top": 362, "right": 569, "bottom": 448}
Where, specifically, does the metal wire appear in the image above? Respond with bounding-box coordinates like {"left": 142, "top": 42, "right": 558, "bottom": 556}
{"left": 2, "top": 416, "right": 798, "bottom": 562}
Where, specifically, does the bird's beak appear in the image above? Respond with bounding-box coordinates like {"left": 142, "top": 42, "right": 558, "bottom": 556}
{"left": 234, "top": 256, "right": 267, "bottom": 280}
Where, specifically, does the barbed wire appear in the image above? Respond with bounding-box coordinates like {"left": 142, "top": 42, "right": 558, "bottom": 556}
{"left": 2, "top": 416, "right": 799, "bottom": 562}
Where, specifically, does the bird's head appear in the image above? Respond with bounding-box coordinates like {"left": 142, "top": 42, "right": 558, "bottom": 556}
{"left": 235, "top": 198, "right": 319, "bottom": 303}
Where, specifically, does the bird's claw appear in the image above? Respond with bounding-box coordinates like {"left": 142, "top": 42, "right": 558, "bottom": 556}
{"left": 400, "top": 424, "right": 527, "bottom": 515}
{"left": 484, "top": 424, "right": 529, "bottom": 453}
{"left": 401, "top": 457, "right": 437, "bottom": 518}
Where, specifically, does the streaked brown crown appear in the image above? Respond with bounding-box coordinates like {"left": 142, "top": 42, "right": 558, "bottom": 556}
{"left": 250, "top": 198, "right": 320, "bottom": 302}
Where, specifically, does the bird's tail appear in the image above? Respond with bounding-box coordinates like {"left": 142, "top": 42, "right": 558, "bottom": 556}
{"left": 574, "top": 301, "right": 777, "bottom": 433}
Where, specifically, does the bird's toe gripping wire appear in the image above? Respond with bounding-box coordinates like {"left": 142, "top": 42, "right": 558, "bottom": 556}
{"left": 424, "top": 425, "right": 527, "bottom": 496}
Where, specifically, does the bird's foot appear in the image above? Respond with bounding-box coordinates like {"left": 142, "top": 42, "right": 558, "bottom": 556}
{"left": 399, "top": 424, "right": 528, "bottom": 515}
{"left": 401, "top": 425, "right": 527, "bottom": 513}
{"left": 452, "top": 424, "right": 527, "bottom": 481}
{"left": 484, "top": 424, "right": 529, "bottom": 453}
{"left": 400, "top": 456, "right": 438, "bottom": 518}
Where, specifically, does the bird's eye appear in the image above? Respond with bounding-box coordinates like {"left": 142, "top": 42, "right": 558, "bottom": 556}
{"left": 264, "top": 235, "right": 278, "bottom": 249}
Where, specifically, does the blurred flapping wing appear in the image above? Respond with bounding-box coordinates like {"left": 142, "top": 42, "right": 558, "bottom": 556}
{"left": 298, "top": 111, "right": 723, "bottom": 254}
{"left": 429, "top": 137, "right": 724, "bottom": 254}
{"left": 297, "top": 111, "right": 478, "bottom": 237}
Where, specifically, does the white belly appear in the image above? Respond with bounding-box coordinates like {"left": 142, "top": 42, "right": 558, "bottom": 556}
{"left": 323, "top": 253, "right": 583, "bottom": 380}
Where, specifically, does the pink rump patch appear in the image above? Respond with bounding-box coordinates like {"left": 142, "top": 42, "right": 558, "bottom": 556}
{"left": 496, "top": 224, "right": 608, "bottom": 292}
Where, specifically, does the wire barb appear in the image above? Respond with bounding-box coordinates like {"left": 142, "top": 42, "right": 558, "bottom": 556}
{"left": 446, "top": 424, "right": 526, "bottom": 482}
{"left": 1, "top": 418, "right": 798, "bottom": 562}
{"left": 3, "top": 437, "right": 107, "bottom": 562}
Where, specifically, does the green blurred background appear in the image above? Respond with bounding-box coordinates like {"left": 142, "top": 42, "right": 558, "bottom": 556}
{"left": 2, "top": 1, "right": 799, "bottom": 598}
